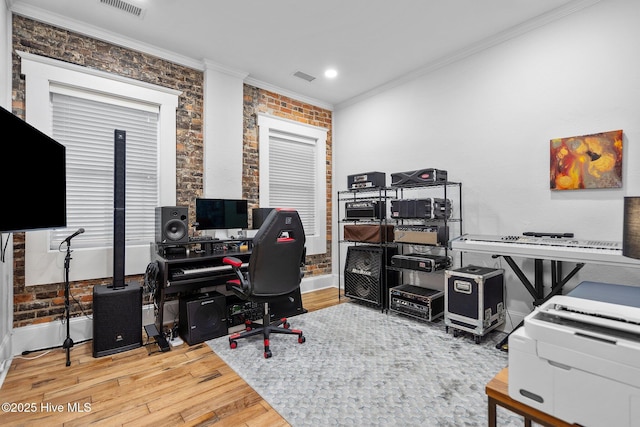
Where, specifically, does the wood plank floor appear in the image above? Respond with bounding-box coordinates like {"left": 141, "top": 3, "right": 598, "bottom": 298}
{"left": 0, "top": 287, "right": 346, "bottom": 427}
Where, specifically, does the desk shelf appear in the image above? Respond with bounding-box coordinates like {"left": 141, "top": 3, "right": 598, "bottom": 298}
{"left": 152, "top": 239, "right": 252, "bottom": 328}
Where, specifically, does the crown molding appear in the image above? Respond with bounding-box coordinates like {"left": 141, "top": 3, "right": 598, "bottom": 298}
{"left": 244, "top": 76, "right": 333, "bottom": 111}
{"left": 9, "top": 2, "right": 205, "bottom": 71}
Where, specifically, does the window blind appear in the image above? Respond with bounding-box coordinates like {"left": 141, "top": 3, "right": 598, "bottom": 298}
{"left": 50, "top": 92, "right": 159, "bottom": 249}
{"left": 268, "top": 131, "right": 317, "bottom": 236}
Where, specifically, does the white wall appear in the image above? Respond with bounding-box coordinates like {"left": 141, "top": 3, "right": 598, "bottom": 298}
{"left": 0, "top": 0, "right": 13, "bottom": 383}
{"left": 333, "top": 0, "right": 640, "bottom": 328}
{"left": 203, "top": 61, "right": 247, "bottom": 200}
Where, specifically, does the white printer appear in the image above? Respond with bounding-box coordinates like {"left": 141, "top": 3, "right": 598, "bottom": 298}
{"left": 508, "top": 281, "right": 640, "bottom": 427}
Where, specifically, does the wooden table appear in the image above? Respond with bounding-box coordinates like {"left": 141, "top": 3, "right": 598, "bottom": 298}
{"left": 485, "top": 367, "right": 576, "bottom": 427}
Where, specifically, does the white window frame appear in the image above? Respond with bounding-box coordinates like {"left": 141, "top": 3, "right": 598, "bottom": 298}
{"left": 19, "top": 51, "right": 180, "bottom": 286}
{"left": 49, "top": 87, "right": 160, "bottom": 250}
{"left": 257, "top": 113, "right": 327, "bottom": 255}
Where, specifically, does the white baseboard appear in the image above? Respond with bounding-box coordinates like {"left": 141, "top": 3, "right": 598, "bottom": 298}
{"left": 12, "top": 316, "right": 93, "bottom": 357}
{"left": 9, "top": 274, "right": 336, "bottom": 357}
{"left": 0, "top": 332, "right": 12, "bottom": 389}
{"left": 300, "top": 274, "right": 335, "bottom": 294}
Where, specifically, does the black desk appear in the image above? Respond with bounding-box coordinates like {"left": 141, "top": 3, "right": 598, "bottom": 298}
{"left": 153, "top": 239, "right": 252, "bottom": 328}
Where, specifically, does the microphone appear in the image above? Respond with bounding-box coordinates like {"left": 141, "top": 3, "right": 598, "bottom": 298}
{"left": 62, "top": 228, "right": 85, "bottom": 244}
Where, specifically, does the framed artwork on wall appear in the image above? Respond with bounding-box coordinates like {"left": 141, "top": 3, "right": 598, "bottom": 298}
{"left": 550, "top": 129, "right": 623, "bottom": 190}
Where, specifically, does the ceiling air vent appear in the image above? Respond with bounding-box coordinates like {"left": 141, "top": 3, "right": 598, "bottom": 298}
{"left": 99, "top": 0, "right": 145, "bottom": 17}
{"left": 293, "top": 71, "right": 316, "bottom": 82}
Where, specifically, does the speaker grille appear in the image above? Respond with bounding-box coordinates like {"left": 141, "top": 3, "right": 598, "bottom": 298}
{"left": 344, "top": 245, "right": 397, "bottom": 307}
{"left": 93, "top": 284, "right": 142, "bottom": 358}
{"left": 164, "top": 218, "right": 187, "bottom": 241}
{"left": 179, "top": 292, "right": 227, "bottom": 345}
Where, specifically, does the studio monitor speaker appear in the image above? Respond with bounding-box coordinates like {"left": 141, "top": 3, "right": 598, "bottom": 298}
{"left": 93, "top": 283, "right": 142, "bottom": 358}
{"left": 179, "top": 292, "right": 227, "bottom": 345}
{"left": 155, "top": 206, "right": 189, "bottom": 244}
{"left": 252, "top": 207, "right": 274, "bottom": 229}
{"left": 344, "top": 245, "right": 397, "bottom": 306}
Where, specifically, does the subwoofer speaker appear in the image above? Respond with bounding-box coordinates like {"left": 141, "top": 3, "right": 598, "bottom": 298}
{"left": 155, "top": 206, "right": 189, "bottom": 244}
{"left": 179, "top": 292, "right": 228, "bottom": 345}
{"left": 344, "top": 245, "right": 397, "bottom": 306}
{"left": 92, "top": 283, "right": 142, "bottom": 357}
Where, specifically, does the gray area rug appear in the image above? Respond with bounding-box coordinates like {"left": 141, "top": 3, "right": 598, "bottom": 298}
{"left": 207, "top": 302, "right": 524, "bottom": 426}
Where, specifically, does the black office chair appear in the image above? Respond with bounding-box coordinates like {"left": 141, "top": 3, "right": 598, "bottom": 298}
{"left": 222, "top": 208, "right": 306, "bottom": 358}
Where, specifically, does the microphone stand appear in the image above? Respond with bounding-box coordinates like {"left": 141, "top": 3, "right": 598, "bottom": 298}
{"left": 62, "top": 241, "right": 74, "bottom": 367}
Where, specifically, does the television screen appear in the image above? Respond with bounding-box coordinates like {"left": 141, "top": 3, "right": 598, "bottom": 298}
{"left": 0, "top": 106, "right": 67, "bottom": 232}
{"left": 195, "top": 198, "right": 248, "bottom": 230}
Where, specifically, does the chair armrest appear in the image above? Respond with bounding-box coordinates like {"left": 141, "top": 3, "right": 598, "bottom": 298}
{"left": 222, "top": 256, "right": 243, "bottom": 268}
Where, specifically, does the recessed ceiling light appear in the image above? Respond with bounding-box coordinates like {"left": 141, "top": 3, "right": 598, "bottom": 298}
{"left": 324, "top": 69, "right": 338, "bottom": 79}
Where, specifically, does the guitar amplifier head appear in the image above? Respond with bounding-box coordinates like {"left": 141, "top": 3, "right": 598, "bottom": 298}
{"left": 347, "top": 172, "right": 386, "bottom": 189}
{"left": 345, "top": 200, "right": 386, "bottom": 219}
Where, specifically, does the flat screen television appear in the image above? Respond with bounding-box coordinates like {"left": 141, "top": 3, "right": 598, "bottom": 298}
{"left": 0, "top": 106, "right": 67, "bottom": 232}
{"left": 195, "top": 198, "right": 248, "bottom": 230}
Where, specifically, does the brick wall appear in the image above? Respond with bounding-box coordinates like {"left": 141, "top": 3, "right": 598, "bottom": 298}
{"left": 10, "top": 16, "right": 333, "bottom": 328}
{"left": 242, "top": 85, "right": 333, "bottom": 277}
{"left": 11, "top": 16, "right": 204, "bottom": 327}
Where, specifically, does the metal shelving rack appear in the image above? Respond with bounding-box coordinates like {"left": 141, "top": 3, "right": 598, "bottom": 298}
{"left": 337, "top": 186, "right": 397, "bottom": 310}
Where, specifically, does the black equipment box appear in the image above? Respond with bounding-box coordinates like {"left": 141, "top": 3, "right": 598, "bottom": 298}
{"left": 390, "top": 198, "right": 452, "bottom": 219}
{"left": 444, "top": 266, "right": 505, "bottom": 343}
{"left": 389, "top": 284, "right": 444, "bottom": 322}
{"left": 347, "top": 171, "right": 386, "bottom": 189}
{"left": 345, "top": 200, "right": 386, "bottom": 220}
{"left": 225, "top": 294, "right": 262, "bottom": 329}
{"left": 391, "top": 169, "right": 448, "bottom": 186}
{"left": 390, "top": 253, "right": 451, "bottom": 272}
{"left": 179, "top": 292, "right": 228, "bottom": 345}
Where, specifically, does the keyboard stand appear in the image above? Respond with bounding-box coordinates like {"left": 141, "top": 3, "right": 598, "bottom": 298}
{"left": 494, "top": 255, "right": 584, "bottom": 351}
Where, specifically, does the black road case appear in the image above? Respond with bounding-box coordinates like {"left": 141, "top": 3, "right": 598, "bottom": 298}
{"left": 444, "top": 265, "right": 504, "bottom": 343}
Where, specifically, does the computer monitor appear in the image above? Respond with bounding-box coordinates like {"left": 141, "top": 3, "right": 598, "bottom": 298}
{"left": 195, "top": 198, "right": 248, "bottom": 230}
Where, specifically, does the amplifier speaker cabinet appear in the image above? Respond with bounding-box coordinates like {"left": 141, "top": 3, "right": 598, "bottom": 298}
{"left": 389, "top": 284, "right": 444, "bottom": 322}
{"left": 93, "top": 283, "right": 142, "bottom": 357}
{"left": 345, "top": 201, "right": 386, "bottom": 220}
{"left": 391, "top": 168, "right": 447, "bottom": 186}
{"left": 179, "top": 292, "right": 228, "bottom": 345}
{"left": 347, "top": 171, "right": 386, "bottom": 189}
{"left": 344, "top": 245, "right": 397, "bottom": 307}
{"left": 444, "top": 266, "right": 505, "bottom": 343}
{"left": 393, "top": 225, "right": 448, "bottom": 246}
{"left": 344, "top": 224, "right": 394, "bottom": 243}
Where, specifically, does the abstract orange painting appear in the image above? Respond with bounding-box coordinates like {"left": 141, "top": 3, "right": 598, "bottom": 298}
{"left": 550, "top": 130, "right": 623, "bottom": 190}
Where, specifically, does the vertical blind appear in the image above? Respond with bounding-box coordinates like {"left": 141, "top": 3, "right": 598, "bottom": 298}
{"left": 268, "top": 130, "right": 317, "bottom": 236}
{"left": 50, "top": 92, "right": 159, "bottom": 249}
